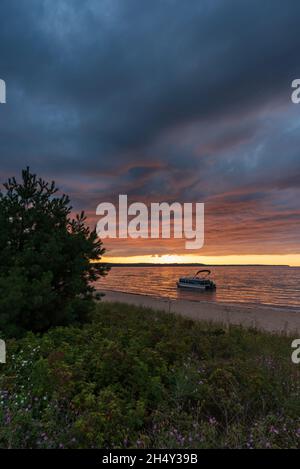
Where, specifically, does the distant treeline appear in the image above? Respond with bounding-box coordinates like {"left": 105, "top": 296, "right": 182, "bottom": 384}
{"left": 96, "top": 262, "right": 291, "bottom": 267}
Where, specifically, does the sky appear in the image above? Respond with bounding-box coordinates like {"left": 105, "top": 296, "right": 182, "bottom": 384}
{"left": 0, "top": 0, "right": 300, "bottom": 264}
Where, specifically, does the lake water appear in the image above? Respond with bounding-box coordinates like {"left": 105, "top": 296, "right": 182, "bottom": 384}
{"left": 95, "top": 265, "right": 300, "bottom": 310}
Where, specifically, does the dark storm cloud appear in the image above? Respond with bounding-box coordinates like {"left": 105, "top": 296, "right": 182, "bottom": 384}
{"left": 1, "top": 0, "right": 300, "bottom": 255}
{"left": 1, "top": 0, "right": 300, "bottom": 166}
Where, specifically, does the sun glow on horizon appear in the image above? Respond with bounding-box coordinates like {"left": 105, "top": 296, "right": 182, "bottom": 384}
{"left": 101, "top": 254, "right": 300, "bottom": 266}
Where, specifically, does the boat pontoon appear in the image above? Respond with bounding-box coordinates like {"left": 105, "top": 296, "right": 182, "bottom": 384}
{"left": 177, "top": 269, "right": 216, "bottom": 291}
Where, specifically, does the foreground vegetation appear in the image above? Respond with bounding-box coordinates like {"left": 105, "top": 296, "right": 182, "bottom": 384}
{"left": 0, "top": 168, "right": 108, "bottom": 338}
{"left": 0, "top": 301, "right": 299, "bottom": 449}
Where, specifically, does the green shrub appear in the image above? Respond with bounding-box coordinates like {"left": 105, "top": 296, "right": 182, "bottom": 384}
{"left": 0, "top": 302, "right": 299, "bottom": 448}
{"left": 0, "top": 168, "right": 109, "bottom": 337}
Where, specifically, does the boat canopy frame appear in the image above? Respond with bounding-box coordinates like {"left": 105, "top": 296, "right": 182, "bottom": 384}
{"left": 193, "top": 269, "right": 211, "bottom": 278}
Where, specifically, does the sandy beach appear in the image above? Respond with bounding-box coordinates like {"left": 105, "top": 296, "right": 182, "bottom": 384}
{"left": 100, "top": 290, "right": 300, "bottom": 335}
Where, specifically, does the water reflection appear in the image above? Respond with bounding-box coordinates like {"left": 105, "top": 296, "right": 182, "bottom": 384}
{"left": 95, "top": 265, "right": 300, "bottom": 309}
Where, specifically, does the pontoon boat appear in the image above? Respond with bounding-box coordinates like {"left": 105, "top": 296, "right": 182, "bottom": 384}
{"left": 177, "top": 269, "right": 216, "bottom": 291}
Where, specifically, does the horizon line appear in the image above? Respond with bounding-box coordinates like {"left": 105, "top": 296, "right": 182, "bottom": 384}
{"left": 95, "top": 261, "right": 295, "bottom": 268}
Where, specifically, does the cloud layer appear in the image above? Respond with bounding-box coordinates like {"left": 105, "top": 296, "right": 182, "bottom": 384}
{"left": 1, "top": 0, "right": 300, "bottom": 257}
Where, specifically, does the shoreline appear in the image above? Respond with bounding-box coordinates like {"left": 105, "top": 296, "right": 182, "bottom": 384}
{"left": 99, "top": 289, "right": 300, "bottom": 335}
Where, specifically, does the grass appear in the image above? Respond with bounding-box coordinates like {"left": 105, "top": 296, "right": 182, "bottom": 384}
{"left": 0, "top": 301, "right": 299, "bottom": 448}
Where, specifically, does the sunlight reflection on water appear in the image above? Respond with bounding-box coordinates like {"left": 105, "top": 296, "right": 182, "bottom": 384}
{"left": 95, "top": 266, "right": 300, "bottom": 310}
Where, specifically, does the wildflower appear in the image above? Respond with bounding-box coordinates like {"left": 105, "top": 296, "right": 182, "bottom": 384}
{"left": 208, "top": 417, "right": 217, "bottom": 425}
